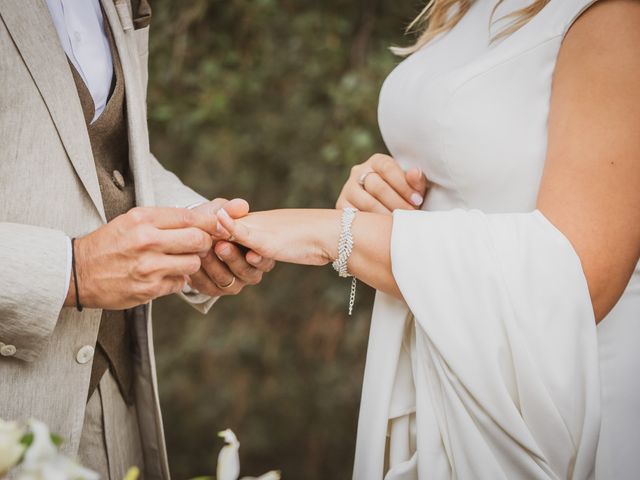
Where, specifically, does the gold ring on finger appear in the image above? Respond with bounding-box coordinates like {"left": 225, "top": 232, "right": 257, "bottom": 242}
{"left": 217, "top": 276, "right": 236, "bottom": 289}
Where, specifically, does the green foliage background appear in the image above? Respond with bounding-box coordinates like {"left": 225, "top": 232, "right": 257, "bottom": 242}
{"left": 149, "top": 1, "right": 417, "bottom": 478}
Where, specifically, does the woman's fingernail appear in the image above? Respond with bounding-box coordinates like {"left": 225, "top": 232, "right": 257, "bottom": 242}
{"left": 250, "top": 254, "right": 263, "bottom": 264}
{"left": 410, "top": 192, "right": 424, "bottom": 206}
{"left": 219, "top": 245, "right": 231, "bottom": 256}
{"left": 215, "top": 223, "right": 224, "bottom": 234}
{"left": 217, "top": 208, "right": 231, "bottom": 222}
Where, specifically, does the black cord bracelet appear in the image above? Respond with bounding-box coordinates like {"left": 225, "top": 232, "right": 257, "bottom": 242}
{"left": 71, "top": 238, "right": 83, "bottom": 312}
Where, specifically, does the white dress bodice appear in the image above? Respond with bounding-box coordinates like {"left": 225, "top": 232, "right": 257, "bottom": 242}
{"left": 380, "top": 0, "right": 583, "bottom": 212}
{"left": 353, "top": 0, "right": 640, "bottom": 478}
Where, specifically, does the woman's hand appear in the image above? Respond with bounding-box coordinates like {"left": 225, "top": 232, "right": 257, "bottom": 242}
{"left": 336, "top": 154, "right": 430, "bottom": 214}
{"left": 215, "top": 209, "right": 342, "bottom": 267}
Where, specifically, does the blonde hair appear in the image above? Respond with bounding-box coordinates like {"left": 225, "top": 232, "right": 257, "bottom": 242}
{"left": 392, "top": 0, "right": 551, "bottom": 55}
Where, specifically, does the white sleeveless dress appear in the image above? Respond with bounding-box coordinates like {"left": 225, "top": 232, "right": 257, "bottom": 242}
{"left": 353, "top": 0, "right": 640, "bottom": 479}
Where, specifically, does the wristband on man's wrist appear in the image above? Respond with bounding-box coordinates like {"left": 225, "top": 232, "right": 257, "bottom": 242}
{"left": 71, "top": 238, "right": 83, "bottom": 312}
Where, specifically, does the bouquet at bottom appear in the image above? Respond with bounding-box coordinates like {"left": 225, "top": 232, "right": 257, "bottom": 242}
{"left": 1, "top": 418, "right": 280, "bottom": 480}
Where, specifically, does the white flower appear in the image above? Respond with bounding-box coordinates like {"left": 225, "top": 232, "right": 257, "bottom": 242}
{"left": 14, "top": 419, "right": 99, "bottom": 480}
{"left": 0, "top": 419, "right": 26, "bottom": 475}
{"left": 241, "top": 472, "right": 281, "bottom": 480}
{"left": 217, "top": 430, "right": 241, "bottom": 480}
{"left": 216, "top": 429, "right": 281, "bottom": 480}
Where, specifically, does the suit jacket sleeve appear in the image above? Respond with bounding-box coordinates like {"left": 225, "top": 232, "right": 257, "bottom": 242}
{"left": 148, "top": 152, "right": 207, "bottom": 208}
{"left": 0, "top": 223, "right": 69, "bottom": 361}
{"left": 148, "top": 152, "right": 218, "bottom": 314}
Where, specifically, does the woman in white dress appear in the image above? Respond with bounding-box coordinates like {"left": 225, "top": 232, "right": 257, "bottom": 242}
{"left": 214, "top": 0, "right": 640, "bottom": 478}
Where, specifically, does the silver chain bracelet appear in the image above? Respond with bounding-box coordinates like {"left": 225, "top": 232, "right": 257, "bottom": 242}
{"left": 332, "top": 207, "right": 358, "bottom": 315}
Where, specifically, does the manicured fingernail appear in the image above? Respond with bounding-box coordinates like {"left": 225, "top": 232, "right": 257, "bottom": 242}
{"left": 219, "top": 245, "right": 231, "bottom": 256}
{"left": 217, "top": 208, "right": 231, "bottom": 222}
{"left": 410, "top": 192, "right": 424, "bottom": 206}
{"left": 215, "top": 223, "right": 224, "bottom": 234}
{"left": 250, "top": 254, "right": 262, "bottom": 264}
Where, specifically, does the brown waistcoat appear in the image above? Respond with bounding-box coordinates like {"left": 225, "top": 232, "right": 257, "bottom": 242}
{"left": 68, "top": 28, "right": 135, "bottom": 404}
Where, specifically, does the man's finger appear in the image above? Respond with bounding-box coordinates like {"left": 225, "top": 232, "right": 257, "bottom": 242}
{"left": 189, "top": 270, "right": 224, "bottom": 297}
{"left": 193, "top": 197, "right": 250, "bottom": 219}
{"left": 159, "top": 275, "right": 190, "bottom": 297}
{"left": 201, "top": 250, "right": 238, "bottom": 289}
{"left": 223, "top": 198, "right": 250, "bottom": 219}
{"left": 155, "top": 227, "right": 212, "bottom": 255}
{"left": 157, "top": 254, "right": 202, "bottom": 277}
{"left": 130, "top": 206, "right": 219, "bottom": 235}
{"left": 246, "top": 251, "right": 276, "bottom": 272}
{"left": 214, "top": 241, "right": 262, "bottom": 285}
{"left": 191, "top": 198, "right": 229, "bottom": 219}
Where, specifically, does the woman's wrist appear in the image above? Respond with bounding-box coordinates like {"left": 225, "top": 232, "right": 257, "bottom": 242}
{"left": 312, "top": 209, "right": 343, "bottom": 264}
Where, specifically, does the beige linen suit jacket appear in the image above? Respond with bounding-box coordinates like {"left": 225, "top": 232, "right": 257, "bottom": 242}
{"left": 0, "top": 1, "right": 215, "bottom": 477}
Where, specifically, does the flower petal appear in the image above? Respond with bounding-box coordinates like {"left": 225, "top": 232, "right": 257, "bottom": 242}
{"left": 0, "top": 419, "right": 27, "bottom": 475}
{"left": 240, "top": 471, "right": 281, "bottom": 480}
{"left": 217, "top": 429, "right": 240, "bottom": 480}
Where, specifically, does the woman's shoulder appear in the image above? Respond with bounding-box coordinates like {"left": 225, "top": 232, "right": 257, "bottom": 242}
{"left": 542, "top": 0, "right": 639, "bottom": 39}
{"left": 556, "top": 0, "right": 640, "bottom": 88}
{"left": 563, "top": 0, "right": 640, "bottom": 42}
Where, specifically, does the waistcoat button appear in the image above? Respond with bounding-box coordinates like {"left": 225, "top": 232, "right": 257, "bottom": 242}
{"left": 76, "top": 345, "right": 95, "bottom": 365}
{"left": 112, "top": 170, "right": 126, "bottom": 190}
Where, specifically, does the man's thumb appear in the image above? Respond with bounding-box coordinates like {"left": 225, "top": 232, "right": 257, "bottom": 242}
{"left": 223, "top": 198, "right": 250, "bottom": 219}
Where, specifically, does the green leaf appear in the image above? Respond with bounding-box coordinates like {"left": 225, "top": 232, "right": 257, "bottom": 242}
{"left": 20, "top": 432, "right": 64, "bottom": 448}
{"left": 20, "top": 433, "right": 34, "bottom": 447}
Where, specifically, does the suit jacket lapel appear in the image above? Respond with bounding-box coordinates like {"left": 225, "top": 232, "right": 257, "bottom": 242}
{"left": 0, "top": 0, "right": 107, "bottom": 223}
{"left": 101, "top": 0, "right": 155, "bottom": 207}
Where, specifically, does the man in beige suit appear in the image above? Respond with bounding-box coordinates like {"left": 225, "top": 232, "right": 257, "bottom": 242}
{"left": 0, "top": 1, "right": 274, "bottom": 478}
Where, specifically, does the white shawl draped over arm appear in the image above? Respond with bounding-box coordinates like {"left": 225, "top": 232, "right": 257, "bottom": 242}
{"left": 353, "top": 209, "right": 600, "bottom": 480}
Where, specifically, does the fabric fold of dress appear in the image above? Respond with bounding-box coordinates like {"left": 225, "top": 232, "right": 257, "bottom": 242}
{"left": 354, "top": 209, "right": 600, "bottom": 480}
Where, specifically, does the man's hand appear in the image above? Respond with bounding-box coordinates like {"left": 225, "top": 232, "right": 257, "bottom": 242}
{"left": 187, "top": 198, "right": 276, "bottom": 296}
{"left": 65, "top": 206, "right": 219, "bottom": 310}
{"left": 336, "top": 154, "right": 429, "bottom": 214}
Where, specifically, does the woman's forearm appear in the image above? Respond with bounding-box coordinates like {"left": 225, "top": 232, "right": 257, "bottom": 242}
{"left": 216, "top": 207, "right": 403, "bottom": 299}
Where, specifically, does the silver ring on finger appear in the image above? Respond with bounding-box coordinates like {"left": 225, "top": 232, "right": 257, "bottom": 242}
{"left": 358, "top": 171, "right": 376, "bottom": 190}
{"left": 217, "top": 276, "right": 236, "bottom": 289}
